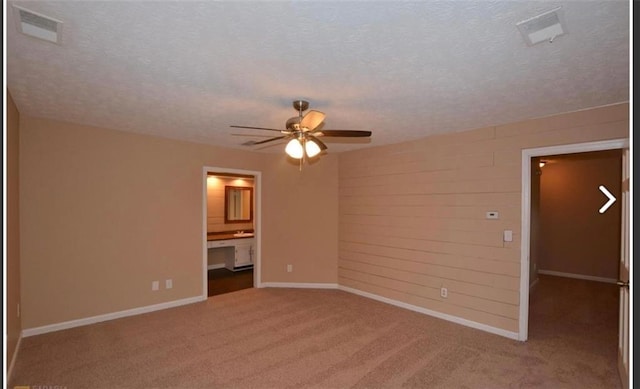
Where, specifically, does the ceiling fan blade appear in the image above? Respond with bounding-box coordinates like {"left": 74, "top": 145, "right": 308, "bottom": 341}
{"left": 248, "top": 136, "right": 287, "bottom": 145}
{"left": 232, "top": 133, "right": 275, "bottom": 137}
{"left": 230, "top": 125, "right": 283, "bottom": 132}
{"left": 315, "top": 130, "right": 372, "bottom": 137}
{"left": 300, "top": 110, "right": 325, "bottom": 131}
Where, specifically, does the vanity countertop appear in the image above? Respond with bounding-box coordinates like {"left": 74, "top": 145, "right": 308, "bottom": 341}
{"left": 207, "top": 232, "right": 255, "bottom": 241}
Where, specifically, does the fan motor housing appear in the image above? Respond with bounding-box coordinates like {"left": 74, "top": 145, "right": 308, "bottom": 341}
{"left": 286, "top": 116, "right": 302, "bottom": 130}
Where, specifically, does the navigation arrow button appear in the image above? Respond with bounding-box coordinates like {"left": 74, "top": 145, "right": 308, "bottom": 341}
{"left": 598, "top": 185, "right": 616, "bottom": 214}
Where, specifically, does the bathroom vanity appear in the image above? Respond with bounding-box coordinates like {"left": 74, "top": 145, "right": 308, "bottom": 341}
{"left": 207, "top": 234, "right": 255, "bottom": 271}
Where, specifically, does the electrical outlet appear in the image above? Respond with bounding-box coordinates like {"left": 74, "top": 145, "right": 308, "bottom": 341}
{"left": 440, "top": 287, "right": 448, "bottom": 298}
{"left": 165, "top": 279, "right": 173, "bottom": 289}
{"left": 152, "top": 281, "right": 159, "bottom": 291}
{"left": 287, "top": 264, "right": 293, "bottom": 273}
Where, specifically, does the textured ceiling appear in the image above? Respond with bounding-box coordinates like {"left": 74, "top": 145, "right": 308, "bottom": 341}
{"left": 5, "top": 1, "right": 630, "bottom": 154}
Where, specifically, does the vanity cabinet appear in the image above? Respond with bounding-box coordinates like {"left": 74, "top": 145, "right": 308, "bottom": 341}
{"left": 208, "top": 237, "right": 254, "bottom": 271}
{"left": 231, "top": 241, "right": 254, "bottom": 269}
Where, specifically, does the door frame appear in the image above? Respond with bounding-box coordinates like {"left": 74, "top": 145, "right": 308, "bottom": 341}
{"left": 617, "top": 146, "right": 630, "bottom": 388}
{"left": 519, "top": 138, "right": 629, "bottom": 341}
{"left": 202, "top": 166, "right": 262, "bottom": 299}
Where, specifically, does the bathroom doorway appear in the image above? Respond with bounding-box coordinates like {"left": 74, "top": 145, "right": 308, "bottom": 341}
{"left": 202, "top": 167, "right": 262, "bottom": 298}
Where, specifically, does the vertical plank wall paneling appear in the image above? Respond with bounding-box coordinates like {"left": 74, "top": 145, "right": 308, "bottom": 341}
{"left": 338, "top": 103, "right": 628, "bottom": 333}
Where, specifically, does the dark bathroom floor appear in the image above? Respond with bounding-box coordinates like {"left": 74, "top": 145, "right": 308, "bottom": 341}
{"left": 207, "top": 267, "right": 254, "bottom": 297}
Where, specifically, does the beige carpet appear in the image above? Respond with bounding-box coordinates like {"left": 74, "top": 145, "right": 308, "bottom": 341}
{"left": 8, "top": 274, "right": 622, "bottom": 388}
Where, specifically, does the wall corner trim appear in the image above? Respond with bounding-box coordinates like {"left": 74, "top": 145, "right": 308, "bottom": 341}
{"left": 22, "top": 295, "right": 207, "bottom": 337}
{"left": 339, "top": 285, "right": 520, "bottom": 341}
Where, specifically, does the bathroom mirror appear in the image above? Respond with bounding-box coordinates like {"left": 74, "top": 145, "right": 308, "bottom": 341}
{"left": 225, "top": 186, "right": 253, "bottom": 223}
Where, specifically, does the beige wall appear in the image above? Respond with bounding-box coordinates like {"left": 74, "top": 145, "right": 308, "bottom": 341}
{"left": 537, "top": 150, "right": 621, "bottom": 279}
{"left": 19, "top": 116, "right": 339, "bottom": 329}
{"left": 206, "top": 176, "right": 254, "bottom": 233}
{"left": 337, "top": 103, "right": 628, "bottom": 333}
{"left": 6, "top": 91, "right": 22, "bottom": 369}
{"left": 260, "top": 156, "right": 339, "bottom": 284}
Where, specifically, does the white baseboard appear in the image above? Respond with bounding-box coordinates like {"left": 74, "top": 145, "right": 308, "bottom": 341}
{"left": 260, "top": 282, "right": 519, "bottom": 340}
{"left": 530, "top": 276, "right": 540, "bottom": 291}
{"left": 22, "top": 295, "right": 207, "bottom": 337}
{"left": 538, "top": 270, "right": 617, "bottom": 284}
{"left": 261, "top": 282, "right": 339, "bottom": 289}
{"left": 207, "top": 263, "right": 226, "bottom": 270}
{"left": 7, "top": 332, "right": 23, "bottom": 382}
{"left": 20, "top": 281, "right": 521, "bottom": 342}
{"left": 338, "top": 285, "right": 520, "bottom": 341}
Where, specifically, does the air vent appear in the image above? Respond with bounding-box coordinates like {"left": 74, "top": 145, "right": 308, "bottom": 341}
{"left": 516, "top": 6, "right": 566, "bottom": 46}
{"left": 12, "top": 5, "right": 63, "bottom": 44}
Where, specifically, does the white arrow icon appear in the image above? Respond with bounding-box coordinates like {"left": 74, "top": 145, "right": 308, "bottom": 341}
{"left": 598, "top": 185, "right": 616, "bottom": 214}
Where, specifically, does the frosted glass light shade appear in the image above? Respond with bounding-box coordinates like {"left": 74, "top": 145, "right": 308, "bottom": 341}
{"left": 285, "top": 138, "right": 304, "bottom": 159}
{"left": 305, "top": 139, "right": 321, "bottom": 158}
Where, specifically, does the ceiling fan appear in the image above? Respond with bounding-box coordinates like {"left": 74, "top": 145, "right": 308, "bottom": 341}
{"left": 230, "top": 100, "right": 372, "bottom": 163}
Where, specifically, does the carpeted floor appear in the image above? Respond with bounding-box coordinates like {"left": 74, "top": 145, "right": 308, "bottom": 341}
{"left": 8, "top": 274, "right": 622, "bottom": 388}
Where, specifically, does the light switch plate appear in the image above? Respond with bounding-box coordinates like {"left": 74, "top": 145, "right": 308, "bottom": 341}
{"left": 504, "top": 230, "right": 513, "bottom": 242}
{"left": 486, "top": 211, "right": 499, "bottom": 219}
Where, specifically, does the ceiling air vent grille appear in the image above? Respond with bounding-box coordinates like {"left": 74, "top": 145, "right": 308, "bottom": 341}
{"left": 516, "top": 6, "right": 566, "bottom": 46}
{"left": 13, "top": 5, "right": 63, "bottom": 44}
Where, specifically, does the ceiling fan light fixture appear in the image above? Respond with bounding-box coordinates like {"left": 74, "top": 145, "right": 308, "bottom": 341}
{"left": 285, "top": 138, "right": 304, "bottom": 159}
{"left": 305, "top": 139, "right": 322, "bottom": 158}
{"left": 231, "top": 100, "right": 372, "bottom": 166}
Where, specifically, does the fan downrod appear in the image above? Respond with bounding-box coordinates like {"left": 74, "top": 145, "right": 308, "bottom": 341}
{"left": 292, "top": 100, "right": 309, "bottom": 112}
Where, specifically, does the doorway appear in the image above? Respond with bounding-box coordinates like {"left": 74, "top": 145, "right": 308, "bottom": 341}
{"left": 202, "top": 167, "right": 262, "bottom": 299}
{"left": 519, "top": 139, "right": 629, "bottom": 386}
{"left": 531, "top": 150, "right": 622, "bottom": 283}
